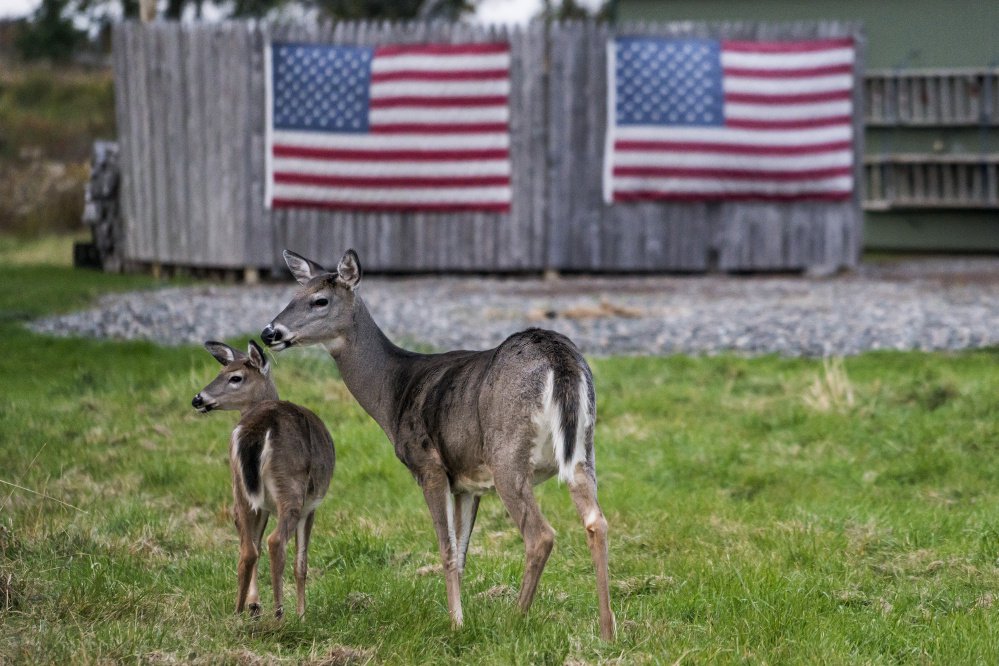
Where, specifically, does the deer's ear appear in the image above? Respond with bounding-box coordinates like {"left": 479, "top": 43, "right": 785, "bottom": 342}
{"left": 283, "top": 250, "right": 327, "bottom": 286}
{"left": 337, "top": 249, "right": 362, "bottom": 290}
{"left": 247, "top": 340, "right": 270, "bottom": 375}
{"left": 204, "top": 341, "right": 242, "bottom": 366}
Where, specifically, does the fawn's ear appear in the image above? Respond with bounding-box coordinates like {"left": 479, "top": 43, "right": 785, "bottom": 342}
{"left": 337, "top": 248, "right": 362, "bottom": 290}
{"left": 283, "top": 249, "right": 328, "bottom": 286}
{"left": 204, "top": 341, "right": 242, "bottom": 366}
{"left": 247, "top": 340, "right": 270, "bottom": 375}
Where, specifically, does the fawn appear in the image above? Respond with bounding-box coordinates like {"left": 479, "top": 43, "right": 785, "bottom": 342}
{"left": 192, "top": 339, "right": 334, "bottom": 619}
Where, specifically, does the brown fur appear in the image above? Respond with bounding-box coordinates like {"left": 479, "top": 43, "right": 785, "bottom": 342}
{"left": 193, "top": 340, "right": 335, "bottom": 619}
{"left": 262, "top": 250, "right": 615, "bottom": 640}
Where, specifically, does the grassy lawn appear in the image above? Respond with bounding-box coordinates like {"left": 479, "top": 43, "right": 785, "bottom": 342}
{"left": 2, "top": 240, "right": 999, "bottom": 664}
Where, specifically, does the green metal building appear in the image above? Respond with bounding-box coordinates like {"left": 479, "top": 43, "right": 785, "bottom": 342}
{"left": 612, "top": 0, "right": 999, "bottom": 251}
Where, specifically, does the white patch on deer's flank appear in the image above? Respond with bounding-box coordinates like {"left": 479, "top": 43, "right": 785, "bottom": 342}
{"left": 530, "top": 371, "right": 560, "bottom": 483}
{"left": 247, "top": 429, "right": 274, "bottom": 513}
{"left": 566, "top": 376, "right": 591, "bottom": 486}
{"left": 230, "top": 425, "right": 243, "bottom": 470}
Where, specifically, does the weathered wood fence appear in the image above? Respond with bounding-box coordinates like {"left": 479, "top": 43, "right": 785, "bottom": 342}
{"left": 111, "top": 19, "right": 865, "bottom": 274}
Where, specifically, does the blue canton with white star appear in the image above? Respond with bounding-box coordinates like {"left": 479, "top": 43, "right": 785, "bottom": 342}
{"left": 272, "top": 43, "right": 373, "bottom": 133}
{"left": 615, "top": 37, "right": 724, "bottom": 127}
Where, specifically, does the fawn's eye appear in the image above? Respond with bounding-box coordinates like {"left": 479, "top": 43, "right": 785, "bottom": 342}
{"left": 229, "top": 375, "right": 243, "bottom": 385}
{"left": 312, "top": 298, "right": 329, "bottom": 308}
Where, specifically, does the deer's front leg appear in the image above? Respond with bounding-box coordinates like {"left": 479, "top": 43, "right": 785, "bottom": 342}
{"left": 420, "top": 467, "right": 464, "bottom": 628}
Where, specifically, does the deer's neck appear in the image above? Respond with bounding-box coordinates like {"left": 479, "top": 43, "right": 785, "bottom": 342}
{"left": 239, "top": 386, "right": 278, "bottom": 418}
{"left": 331, "top": 296, "right": 413, "bottom": 439}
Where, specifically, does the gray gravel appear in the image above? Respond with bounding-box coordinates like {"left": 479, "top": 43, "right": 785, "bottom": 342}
{"left": 28, "top": 258, "right": 999, "bottom": 356}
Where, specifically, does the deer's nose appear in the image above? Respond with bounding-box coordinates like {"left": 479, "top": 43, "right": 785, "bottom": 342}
{"left": 261, "top": 325, "right": 282, "bottom": 345}
{"left": 192, "top": 394, "right": 204, "bottom": 409}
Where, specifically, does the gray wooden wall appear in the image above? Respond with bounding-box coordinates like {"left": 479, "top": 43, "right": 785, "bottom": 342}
{"left": 111, "top": 19, "right": 864, "bottom": 273}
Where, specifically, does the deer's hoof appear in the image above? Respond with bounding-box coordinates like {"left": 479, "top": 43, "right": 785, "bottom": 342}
{"left": 274, "top": 606, "right": 284, "bottom": 620}
{"left": 248, "top": 603, "right": 262, "bottom": 618}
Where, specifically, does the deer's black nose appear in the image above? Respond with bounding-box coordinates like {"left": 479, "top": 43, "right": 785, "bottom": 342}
{"left": 261, "top": 325, "right": 281, "bottom": 345}
{"left": 192, "top": 394, "right": 204, "bottom": 409}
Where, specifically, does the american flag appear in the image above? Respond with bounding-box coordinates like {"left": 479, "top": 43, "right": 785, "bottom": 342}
{"left": 604, "top": 37, "right": 855, "bottom": 203}
{"left": 266, "top": 42, "right": 512, "bottom": 213}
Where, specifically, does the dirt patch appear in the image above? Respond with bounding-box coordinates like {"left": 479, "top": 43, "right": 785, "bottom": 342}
{"left": 475, "top": 584, "right": 515, "bottom": 600}
{"left": 528, "top": 300, "right": 644, "bottom": 321}
{"left": 307, "top": 645, "right": 375, "bottom": 666}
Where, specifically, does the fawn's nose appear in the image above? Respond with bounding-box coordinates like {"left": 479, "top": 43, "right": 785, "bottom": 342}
{"left": 261, "top": 324, "right": 281, "bottom": 345}
{"left": 192, "top": 394, "right": 204, "bottom": 409}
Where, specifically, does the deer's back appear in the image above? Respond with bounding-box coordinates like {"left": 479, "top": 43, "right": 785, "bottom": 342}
{"left": 232, "top": 401, "right": 335, "bottom": 512}
{"left": 390, "top": 328, "right": 589, "bottom": 476}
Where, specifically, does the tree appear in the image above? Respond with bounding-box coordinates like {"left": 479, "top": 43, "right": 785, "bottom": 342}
{"left": 15, "top": 0, "right": 87, "bottom": 62}
{"left": 538, "top": 0, "right": 611, "bottom": 21}
{"left": 81, "top": 0, "right": 476, "bottom": 23}
{"left": 312, "top": 0, "right": 476, "bottom": 20}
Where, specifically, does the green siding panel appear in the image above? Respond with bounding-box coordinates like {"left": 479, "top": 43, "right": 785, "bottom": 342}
{"left": 865, "top": 213, "right": 999, "bottom": 251}
{"left": 616, "top": 0, "right": 999, "bottom": 69}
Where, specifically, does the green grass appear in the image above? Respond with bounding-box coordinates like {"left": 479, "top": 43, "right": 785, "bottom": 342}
{"left": 2, "top": 240, "right": 999, "bottom": 663}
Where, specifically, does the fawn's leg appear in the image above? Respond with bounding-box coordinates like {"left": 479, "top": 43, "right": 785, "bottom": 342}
{"left": 267, "top": 508, "right": 300, "bottom": 619}
{"left": 293, "top": 510, "right": 316, "bottom": 619}
{"left": 246, "top": 509, "right": 269, "bottom": 617}
{"left": 235, "top": 507, "right": 268, "bottom": 615}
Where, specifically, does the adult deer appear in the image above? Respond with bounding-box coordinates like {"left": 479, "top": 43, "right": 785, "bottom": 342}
{"left": 261, "top": 249, "right": 615, "bottom": 640}
{"left": 192, "top": 339, "right": 335, "bottom": 619}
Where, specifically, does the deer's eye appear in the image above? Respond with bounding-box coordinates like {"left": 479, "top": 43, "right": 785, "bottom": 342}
{"left": 312, "top": 298, "right": 329, "bottom": 308}
{"left": 229, "top": 375, "right": 243, "bottom": 385}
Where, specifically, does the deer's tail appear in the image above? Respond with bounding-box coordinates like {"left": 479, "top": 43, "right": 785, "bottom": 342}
{"left": 542, "top": 357, "right": 595, "bottom": 485}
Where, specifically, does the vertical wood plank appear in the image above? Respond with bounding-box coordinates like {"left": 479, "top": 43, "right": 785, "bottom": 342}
{"left": 110, "top": 25, "right": 137, "bottom": 259}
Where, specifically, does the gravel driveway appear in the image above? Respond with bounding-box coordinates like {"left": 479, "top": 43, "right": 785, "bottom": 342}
{"left": 29, "top": 258, "right": 999, "bottom": 357}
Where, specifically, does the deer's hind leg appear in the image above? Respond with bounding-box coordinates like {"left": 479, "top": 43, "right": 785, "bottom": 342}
{"left": 568, "top": 464, "right": 616, "bottom": 641}
{"left": 246, "top": 509, "right": 269, "bottom": 617}
{"left": 293, "top": 510, "right": 316, "bottom": 619}
{"left": 267, "top": 506, "right": 301, "bottom": 619}
{"left": 492, "top": 463, "right": 555, "bottom": 614}
{"left": 235, "top": 505, "right": 269, "bottom": 616}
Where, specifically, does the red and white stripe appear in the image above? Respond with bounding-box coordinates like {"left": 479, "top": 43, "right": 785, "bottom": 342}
{"left": 268, "top": 43, "right": 511, "bottom": 213}
{"left": 606, "top": 38, "right": 855, "bottom": 203}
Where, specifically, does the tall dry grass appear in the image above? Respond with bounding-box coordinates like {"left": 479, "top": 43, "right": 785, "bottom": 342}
{"left": 803, "top": 356, "right": 856, "bottom": 412}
